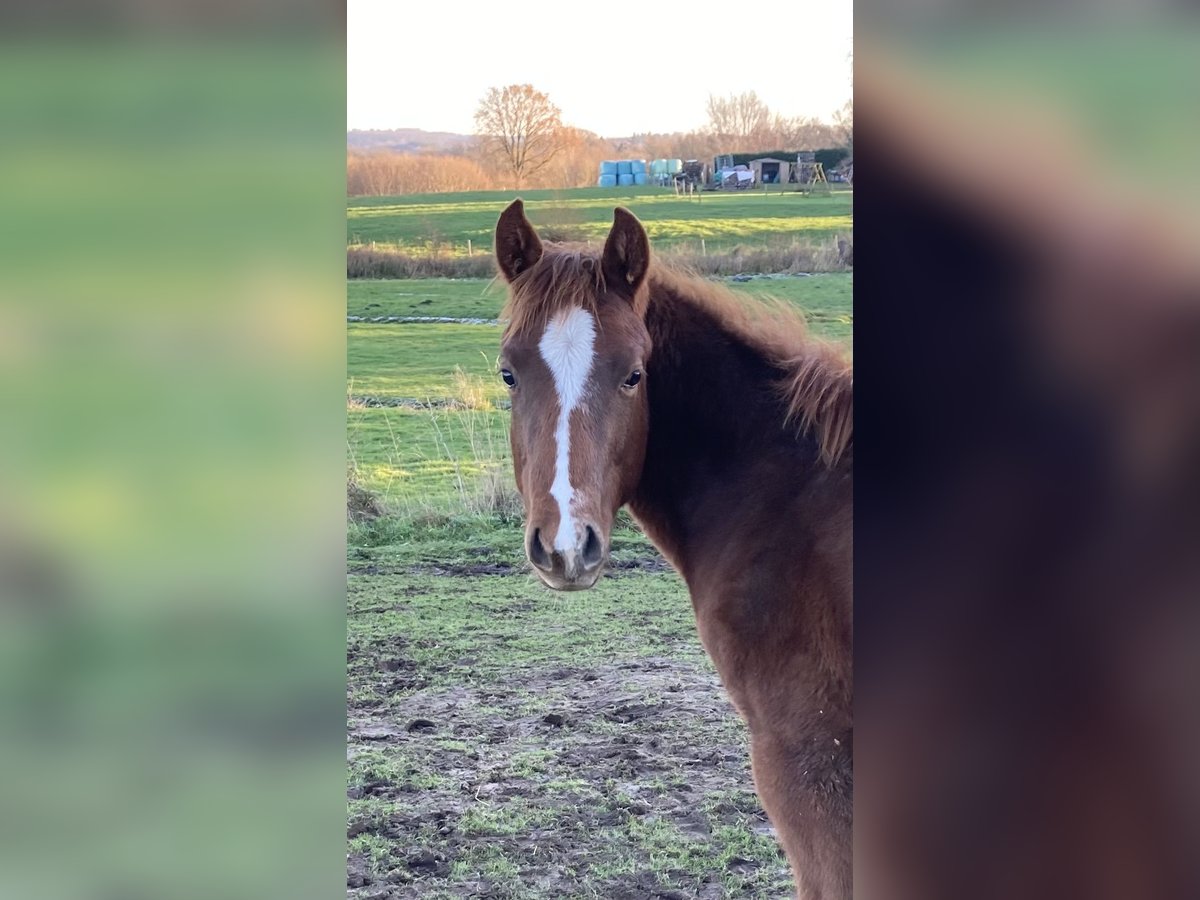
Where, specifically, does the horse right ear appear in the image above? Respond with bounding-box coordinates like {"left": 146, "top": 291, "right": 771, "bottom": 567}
{"left": 602, "top": 207, "right": 650, "bottom": 299}
{"left": 495, "top": 199, "right": 543, "bottom": 282}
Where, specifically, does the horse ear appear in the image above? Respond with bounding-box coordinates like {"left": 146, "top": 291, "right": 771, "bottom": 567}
{"left": 495, "top": 198, "right": 543, "bottom": 282}
{"left": 602, "top": 207, "right": 650, "bottom": 297}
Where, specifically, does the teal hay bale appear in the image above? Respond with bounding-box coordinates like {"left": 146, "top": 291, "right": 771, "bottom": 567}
{"left": 616, "top": 160, "right": 633, "bottom": 176}
{"left": 630, "top": 159, "right": 647, "bottom": 174}
{"left": 598, "top": 173, "right": 618, "bottom": 187}
{"left": 650, "top": 159, "right": 667, "bottom": 175}
{"left": 617, "top": 173, "right": 636, "bottom": 186}
{"left": 633, "top": 172, "right": 648, "bottom": 185}
{"left": 669, "top": 158, "right": 683, "bottom": 174}
{"left": 599, "top": 160, "right": 618, "bottom": 176}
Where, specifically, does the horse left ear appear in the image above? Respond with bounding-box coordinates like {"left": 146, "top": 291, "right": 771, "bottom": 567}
{"left": 602, "top": 207, "right": 650, "bottom": 298}
{"left": 495, "top": 198, "right": 543, "bottom": 282}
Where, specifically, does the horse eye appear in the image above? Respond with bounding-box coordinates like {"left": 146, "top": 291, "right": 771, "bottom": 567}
{"left": 501, "top": 369, "right": 516, "bottom": 387}
{"left": 623, "top": 369, "right": 642, "bottom": 388}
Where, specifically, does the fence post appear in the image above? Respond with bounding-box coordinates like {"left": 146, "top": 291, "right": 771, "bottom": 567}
{"left": 467, "top": 239, "right": 472, "bottom": 256}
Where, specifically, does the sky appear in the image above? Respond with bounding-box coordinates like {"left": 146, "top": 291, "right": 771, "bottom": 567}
{"left": 347, "top": 0, "right": 853, "bottom": 137}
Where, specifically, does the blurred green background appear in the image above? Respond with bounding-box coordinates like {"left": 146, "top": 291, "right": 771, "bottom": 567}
{"left": 864, "top": 24, "right": 1200, "bottom": 212}
{"left": 0, "top": 35, "right": 346, "bottom": 900}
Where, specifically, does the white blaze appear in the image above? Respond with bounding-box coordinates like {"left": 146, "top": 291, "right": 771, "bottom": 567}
{"left": 537, "top": 307, "right": 596, "bottom": 551}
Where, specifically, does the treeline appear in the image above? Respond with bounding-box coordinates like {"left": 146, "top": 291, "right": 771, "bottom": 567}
{"left": 347, "top": 130, "right": 614, "bottom": 196}
{"left": 629, "top": 119, "right": 848, "bottom": 166}
{"left": 346, "top": 129, "right": 845, "bottom": 196}
{"left": 347, "top": 89, "right": 852, "bottom": 196}
{"left": 347, "top": 152, "right": 495, "bottom": 196}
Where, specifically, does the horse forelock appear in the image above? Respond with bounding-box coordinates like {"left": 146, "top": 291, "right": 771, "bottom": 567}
{"left": 502, "top": 248, "right": 607, "bottom": 340}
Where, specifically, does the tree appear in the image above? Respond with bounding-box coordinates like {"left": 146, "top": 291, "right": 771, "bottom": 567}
{"left": 547, "top": 127, "right": 611, "bottom": 189}
{"left": 835, "top": 47, "right": 853, "bottom": 153}
{"left": 833, "top": 99, "right": 853, "bottom": 153}
{"left": 705, "top": 91, "right": 772, "bottom": 145}
{"left": 474, "top": 84, "right": 564, "bottom": 190}
{"left": 769, "top": 114, "right": 840, "bottom": 151}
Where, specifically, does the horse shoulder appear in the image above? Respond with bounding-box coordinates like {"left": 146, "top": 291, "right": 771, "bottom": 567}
{"left": 688, "top": 569, "right": 850, "bottom": 724}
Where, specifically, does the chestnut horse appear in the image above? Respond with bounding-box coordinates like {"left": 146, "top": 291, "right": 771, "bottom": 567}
{"left": 494, "top": 200, "right": 852, "bottom": 899}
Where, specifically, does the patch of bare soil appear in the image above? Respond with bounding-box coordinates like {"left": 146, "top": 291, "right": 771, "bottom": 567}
{"left": 346, "top": 656, "right": 790, "bottom": 898}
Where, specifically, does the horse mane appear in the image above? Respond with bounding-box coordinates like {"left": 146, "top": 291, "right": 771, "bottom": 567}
{"left": 500, "top": 246, "right": 853, "bottom": 467}
{"left": 648, "top": 262, "right": 853, "bottom": 467}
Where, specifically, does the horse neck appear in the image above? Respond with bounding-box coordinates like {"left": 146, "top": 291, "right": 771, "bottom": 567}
{"left": 628, "top": 276, "right": 832, "bottom": 573}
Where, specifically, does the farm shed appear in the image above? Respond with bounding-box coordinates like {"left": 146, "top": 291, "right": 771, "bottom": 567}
{"left": 748, "top": 157, "right": 791, "bottom": 185}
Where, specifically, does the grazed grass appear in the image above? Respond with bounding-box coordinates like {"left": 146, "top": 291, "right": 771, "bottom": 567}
{"left": 347, "top": 573, "right": 696, "bottom": 687}
{"left": 447, "top": 845, "right": 522, "bottom": 889}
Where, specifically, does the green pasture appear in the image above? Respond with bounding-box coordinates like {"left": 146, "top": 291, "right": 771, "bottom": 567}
{"left": 347, "top": 274, "right": 853, "bottom": 335}
{"left": 348, "top": 187, "right": 852, "bottom": 255}
{"left": 348, "top": 322, "right": 503, "bottom": 398}
{"left": 348, "top": 278, "right": 506, "bottom": 320}
{"left": 348, "top": 406, "right": 509, "bottom": 514}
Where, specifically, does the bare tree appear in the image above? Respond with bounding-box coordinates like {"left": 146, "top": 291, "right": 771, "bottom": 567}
{"left": 833, "top": 99, "right": 853, "bottom": 152}
{"left": 705, "top": 91, "right": 772, "bottom": 145}
{"left": 836, "top": 47, "right": 854, "bottom": 152}
{"left": 547, "top": 126, "right": 612, "bottom": 189}
{"left": 771, "top": 114, "right": 842, "bottom": 151}
{"left": 474, "top": 84, "right": 564, "bottom": 190}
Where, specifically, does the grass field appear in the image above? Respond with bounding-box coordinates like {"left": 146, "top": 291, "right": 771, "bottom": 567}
{"left": 347, "top": 186, "right": 851, "bottom": 899}
{"left": 346, "top": 273, "right": 854, "bottom": 329}
{"left": 348, "top": 187, "right": 852, "bottom": 257}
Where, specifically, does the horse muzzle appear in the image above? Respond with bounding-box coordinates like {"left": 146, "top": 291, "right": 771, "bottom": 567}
{"left": 526, "top": 523, "right": 607, "bottom": 590}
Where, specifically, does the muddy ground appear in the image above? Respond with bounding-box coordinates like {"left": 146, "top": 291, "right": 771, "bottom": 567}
{"left": 347, "top": 552, "right": 792, "bottom": 899}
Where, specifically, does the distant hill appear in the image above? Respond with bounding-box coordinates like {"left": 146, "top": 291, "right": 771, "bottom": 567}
{"left": 347, "top": 129, "right": 475, "bottom": 153}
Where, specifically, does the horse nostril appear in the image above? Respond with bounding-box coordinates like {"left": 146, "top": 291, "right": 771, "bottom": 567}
{"left": 528, "top": 528, "right": 552, "bottom": 571}
{"left": 581, "top": 525, "right": 604, "bottom": 570}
